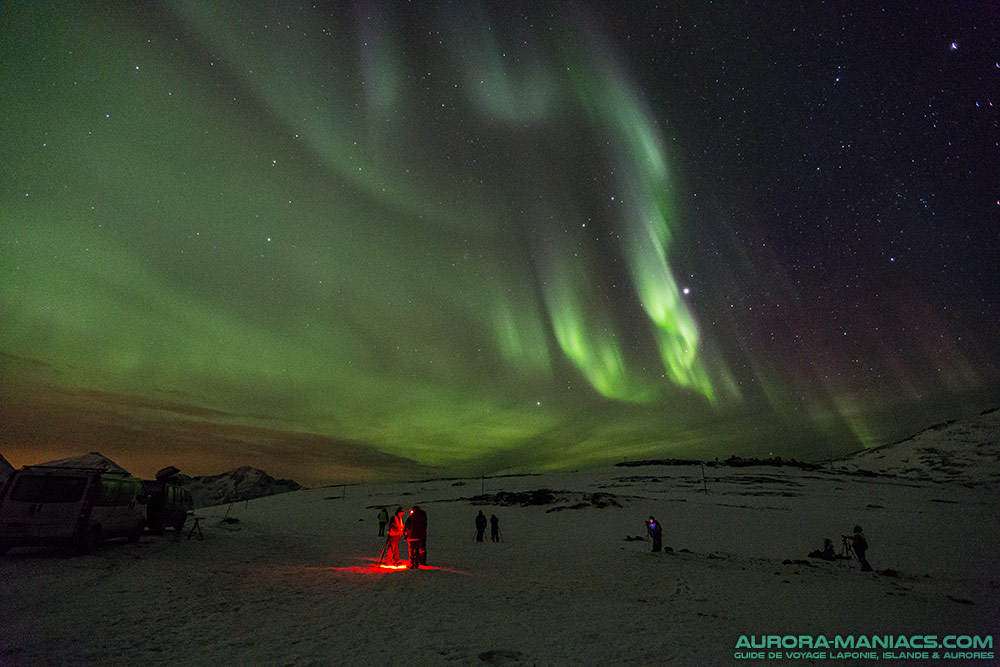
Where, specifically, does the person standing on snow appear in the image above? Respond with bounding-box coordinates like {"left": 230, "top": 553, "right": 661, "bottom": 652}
{"left": 850, "top": 525, "right": 872, "bottom": 571}
{"left": 377, "top": 507, "right": 389, "bottom": 536}
{"left": 475, "top": 510, "right": 487, "bottom": 542}
{"left": 385, "top": 507, "right": 405, "bottom": 565}
{"left": 404, "top": 505, "right": 428, "bottom": 569}
{"left": 647, "top": 516, "right": 663, "bottom": 552}
{"left": 490, "top": 514, "right": 500, "bottom": 542}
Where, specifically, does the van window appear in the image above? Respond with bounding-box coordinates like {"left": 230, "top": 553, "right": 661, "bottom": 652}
{"left": 10, "top": 475, "right": 88, "bottom": 503}
{"left": 94, "top": 478, "right": 141, "bottom": 506}
{"left": 122, "top": 479, "right": 140, "bottom": 502}
{"left": 95, "top": 479, "right": 121, "bottom": 506}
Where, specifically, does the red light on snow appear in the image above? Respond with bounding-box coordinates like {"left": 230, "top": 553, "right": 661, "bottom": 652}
{"left": 309, "top": 560, "right": 472, "bottom": 576}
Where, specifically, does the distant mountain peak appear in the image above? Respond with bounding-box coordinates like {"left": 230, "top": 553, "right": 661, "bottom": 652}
{"left": 179, "top": 466, "right": 302, "bottom": 508}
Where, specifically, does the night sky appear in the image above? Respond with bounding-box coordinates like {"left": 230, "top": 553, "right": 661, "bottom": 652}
{"left": 3, "top": 2, "right": 998, "bottom": 485}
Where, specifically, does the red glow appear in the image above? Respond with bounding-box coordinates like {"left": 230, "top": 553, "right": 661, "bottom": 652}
{"left": 305, "top": 557, "right": 471, "bottom": 576}
{"left": 378, "top": 562, "right": 409, "bottom": 571}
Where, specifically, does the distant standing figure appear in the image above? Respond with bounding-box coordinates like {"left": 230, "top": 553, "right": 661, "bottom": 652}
{"left": 851, "top": 525, "right": 872, "bottom": 571}
{"left": 385, "top": 507, "right": 405, "bottom": 565}
{"left": 377, "top": 507, "right": 389, "bottom": 536}
{"left": 475, "top": 510, "right": 487, "bottom": 542}
{"left": 490, "top": 514, "right": 500, "bottom": 542}
{"left": 404, "top": 505, "right": 428, "bottom": 569}
{"left": 647, "top": 516, "right": 663, "bottom": 552}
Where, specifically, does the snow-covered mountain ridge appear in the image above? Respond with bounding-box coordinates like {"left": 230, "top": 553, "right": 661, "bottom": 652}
{"left": 178, "top": 465, "right": 302, "bottom": 508}
{"left": 834, "top": 407, "right": 1000, "bottom": 485}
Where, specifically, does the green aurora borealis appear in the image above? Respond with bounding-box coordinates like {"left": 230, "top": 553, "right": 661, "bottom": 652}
{"left": 3, "top": 3, "right": 998, "bottom": 484}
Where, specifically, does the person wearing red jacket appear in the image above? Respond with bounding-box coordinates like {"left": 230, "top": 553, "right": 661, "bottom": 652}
{"left": 384, "top": 507, "right": 405, "bottom": 566}
{"left": 403, "top": 505, "right": 428, "bottom": 569}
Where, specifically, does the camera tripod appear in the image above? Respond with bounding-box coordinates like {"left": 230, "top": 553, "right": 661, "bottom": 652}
{"left": 376, "top": 534, "right": 392, "bottom": 567}
{"left": 840, "top": 536, "right": 856, "bottom": 568}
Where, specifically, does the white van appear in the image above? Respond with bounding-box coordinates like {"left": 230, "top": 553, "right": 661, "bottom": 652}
{"left": 0, "top": 466, "right": 146, "bottom": 554}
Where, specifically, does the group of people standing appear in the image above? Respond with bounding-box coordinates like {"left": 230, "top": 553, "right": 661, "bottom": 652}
{"left": 374, "top": 505, "right": 872, "bottom": 574}
{"left": 475, "top": 510, "right": 500, "bottom": 542}
{"left": 374, "top": 506, "right": 503, "bottom": 569}
{"left": 377, "top": 506, "right": 427, "bottom": 569}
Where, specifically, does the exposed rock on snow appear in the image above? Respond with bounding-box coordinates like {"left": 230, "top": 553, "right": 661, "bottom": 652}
{"left": 470, "top": 488, "right": 563, "bottom": 507}
{"left": 467, "top": 488, "right": 624, "bottom": 512}
{"left": 179, "top": 466, "right": 302, "bottom": 508}
{"left": 618, "top": 456, "right": 821, "bottom": 471}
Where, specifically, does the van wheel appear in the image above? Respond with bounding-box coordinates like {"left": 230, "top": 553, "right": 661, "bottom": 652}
{"left": 127, "top": 524, "right": 142, "bottom": 543}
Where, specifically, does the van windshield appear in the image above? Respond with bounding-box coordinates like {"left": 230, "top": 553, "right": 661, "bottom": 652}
{"left": 10, "top": 475, "right": 88, "bottom": 503}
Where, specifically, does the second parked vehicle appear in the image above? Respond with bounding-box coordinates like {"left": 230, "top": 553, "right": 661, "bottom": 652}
{"left": 143, "top": 475, "right": 193, "bottom": 534}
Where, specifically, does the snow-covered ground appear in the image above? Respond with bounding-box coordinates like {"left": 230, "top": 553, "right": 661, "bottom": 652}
{"left": 2, "top": 453, "right": 997, "bottom": 665}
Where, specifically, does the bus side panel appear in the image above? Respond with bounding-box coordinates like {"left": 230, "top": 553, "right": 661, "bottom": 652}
{"left": 0, "top": 473, "right": 95, "bottom": 543}
{"left": 90, "top": 477, "right": 144, "bottom": 538}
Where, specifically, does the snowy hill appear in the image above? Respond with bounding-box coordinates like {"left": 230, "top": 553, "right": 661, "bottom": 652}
{"left": 180, "top": 466, "right": 302, "bottom": 508}
{"left": 37, "top": 451, "right": 131, "bottom": 474}
{"left": 834, "top": 407, "right": 1000, "bottom": 485}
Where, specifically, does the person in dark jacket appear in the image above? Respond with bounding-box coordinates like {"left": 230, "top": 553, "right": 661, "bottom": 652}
{"left": 647, "top": 516, "right": 663, "bottom": 552}
{"left": 377, "top": 507, "right": 389, "bottom": 536}
{"left": 475, "top": 510, "right": 487, "bottom": 542}
{"left": 490, "top": 514, "right": 500, "bottom": 542}
{"left": 850, "top": 525, "right": 872, "bottom": 571}
{"left": 404, "top": 505, "right": 428, "bottom": 569}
